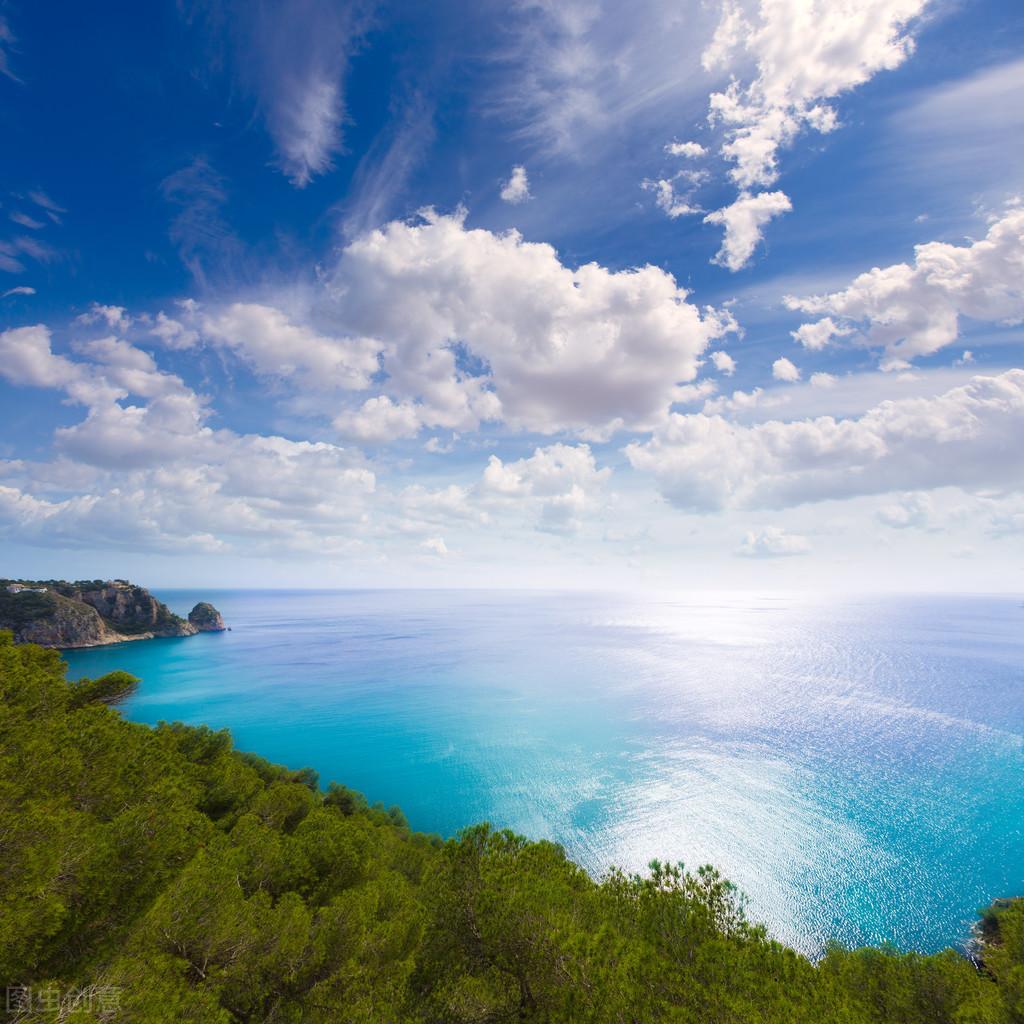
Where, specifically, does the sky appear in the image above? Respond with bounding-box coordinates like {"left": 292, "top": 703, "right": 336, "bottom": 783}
{"left": 0, "top": 0, "right": 1023, "bottom": 590}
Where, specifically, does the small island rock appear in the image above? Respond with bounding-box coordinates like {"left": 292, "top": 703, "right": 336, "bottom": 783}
{"left": 188, "top": 602, "right": 226, "bottom": 632}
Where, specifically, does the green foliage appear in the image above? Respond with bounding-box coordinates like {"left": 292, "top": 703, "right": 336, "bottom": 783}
{"left": 0, "top": 586, "right": 59, "bottom": 625}
{"left": 0, "top": 629, "right": 1018, "bottom": 1023}
{"left": 67, "top": 669, "right": 139, "bottom": 707}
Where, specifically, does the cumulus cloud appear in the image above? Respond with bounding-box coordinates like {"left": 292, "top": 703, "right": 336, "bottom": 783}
{"left": 200, "top": 302, "right": 380, "bottom": 391}
{"left": 772, "top": 356, "right": 800, "bottom": 382}
{"left": 150, "top": 310, "right": 200, "bottom": 350}
{"left": 736, "top": 526, "right": 810, "bottom": 558}
{"left": 643, "top": 172, "right": 705, "bottom": 219}
{"left": 703, "top": 0, "right": 928, "bottom": 190}
{"left": 0, "top": 323, "right": 384, "bottom": 556}
{"left": 704, "top": 190, "right": 791, "bottom": 270}
{"left": 500, "top": 165, "right": 532, "bottom": 203}
{"left": 333, "top": 396, "right": 422, "bottom": 443}
{"left": 688, "top": 0, "right": 927, "bottom": 265}
{"left": 325, "top": 209, "right": 734, "bottom": 436}
{"left": 481, "top": 443, "right": 611, "bottom": 533}
{"left": 0, "top": 325, "right": 82, "bottom": 391}
{"left": 791, "top": 316, "right": 852, "bottom": 351}
{"left": 786, "top": 207, "right": 1024, "bottom": 369}
{"left": 0, "top": 319, "right": 617, "bottom": 557}
{"left": 665, "top": 140, "right": 707, "bottom": 158}
{"left": 711, "top": 350, "right": 736, "bottom": 375}
{"left": 625, "top": 370, "right": 1024, "bottom": 512}
{"left": 143, "top": 212, "right": 732, "bottom": 441}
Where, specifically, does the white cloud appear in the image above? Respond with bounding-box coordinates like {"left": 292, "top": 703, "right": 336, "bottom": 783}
{"left": 500, "top": 165, "right": 532, "bottom": 204}
{"left": 703, "top": 0, "right": 928, "bottom": 190}
{"left": 160, "top": 158, "right": 242, "bottom": 285}
{"left": 772, "top": 356, "right": 800, "bottom": 382}
{"left": 625, "top": 370, "right": 1024, "bottom": 512}
{"left": 786, "top": 207, "right": 1024, "bottom": 369}
{"left": 326, "top": 209, "right": 734, "bottom": 436}
{"left": 2, "top": 285, "right": 36, "bottom": 298}
{"left": 333, "top": 396, "right": 422, "bottom": 443}
{"left": 711, "top": 350, "right": 736, "bottom": 376}
{"left": 0, "top": 325, "right": 82, "bottom": 391}
{"left": 882, "top": 58, "right": 1024, "bottom": 201}
{"left": 876, "top": 492, "right": 931, "bottom": 529}
{"left": 665, "top": 140, "right": 707, "bottom": 158}
{"left": 704, "top": 190, "right": 791, "bottom": 271}
{"left": 200, "top": 302, "right": 380, "bottom": 391}
{"left": 736, "top": 526, "right": 810, "bottom": 558}
{"left": 643, "top": 176, "right": 700, "bottom": 220}
{"left": 10, "top": 212, "right": 44, "bottom": 230}
{"left": 791, "top": 316, "right": 851, "bottom": 351}
{"left": 0, "top": 236, "right": 58, "bottom": 275}
{"left": 0, "top": 318, "right": 619, "bottom": 558}
{"left": 0, "top": 16, "right": 18, "bottom": 82}
{"left": 0, "top": 329, "right": 379, "bottom": 556}
{"left": 420, "top": 536, "right": 449, "bottom": 557}
{"left": 27, "top": 191, "right": 65, "bottom": 215}
{"left": 77, "top": 303, "right": 130, "bottom": 331}
{"left": 481, "top": 443, "right": 611, "bottom": 533}
{"left": 150, "top": 310, "right": 199, "bottom": 350}
{"left": 497, "top": 0, "right": 719, "bottom": 156}
{"left": 187, "top": 0, "right": 370, "bottom": 187}
{"left": 810, "top": 372, "right": 837, "bottom": 389}
{"left": 688, "top": 0, "right": 927, "bottom": 266}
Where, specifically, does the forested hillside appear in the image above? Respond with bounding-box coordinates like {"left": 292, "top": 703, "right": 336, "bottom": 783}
{"left": 1, "top": 631, "right": 1020, "bottom": 1023}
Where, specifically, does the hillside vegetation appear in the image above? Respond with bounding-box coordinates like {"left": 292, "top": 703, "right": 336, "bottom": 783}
{"left": 1, "top": 631, "right": 1021, "bottom": 1023}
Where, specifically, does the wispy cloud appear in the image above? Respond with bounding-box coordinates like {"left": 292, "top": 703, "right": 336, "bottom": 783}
{"left": 0, "top": 15, "right": 20, "bottom": 82}
{"left": 339, "top": 89, "right": 437, "bottom": 238}
{"left": 28, "top": 190, "right": 67, "bottom": 215}
{"left": 9, "top": 211, "right": 44, "bottom": 229}
{"left": 0, "top": 236, "right": 58, "bottom": 274}
{"left": 182, "top": 0, "right": 375, "bottom": 187}
{"left": 160, "top": 157, "right": 243, "bottom": 286}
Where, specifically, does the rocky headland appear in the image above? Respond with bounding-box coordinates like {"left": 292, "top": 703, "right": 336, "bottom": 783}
{"left": 0, "top": 578, "right": 226, "bottom": 649}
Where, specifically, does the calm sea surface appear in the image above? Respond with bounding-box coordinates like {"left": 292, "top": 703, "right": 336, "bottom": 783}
{"left": 62, "top": 590, "right": 1024, "bottom": 956}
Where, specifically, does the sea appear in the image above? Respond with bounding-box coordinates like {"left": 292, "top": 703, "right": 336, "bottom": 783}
{"left": 61, "top": 589, "right": 1024, "bottom": 958}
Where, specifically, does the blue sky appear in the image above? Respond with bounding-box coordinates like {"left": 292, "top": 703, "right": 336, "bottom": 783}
{"left": 1, "top": 0, "right": 1023, "bottom": 589}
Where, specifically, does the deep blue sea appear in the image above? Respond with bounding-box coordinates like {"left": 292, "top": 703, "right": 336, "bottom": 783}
{"left": 62, "top": 590, "right": 1024, "bottom": 957}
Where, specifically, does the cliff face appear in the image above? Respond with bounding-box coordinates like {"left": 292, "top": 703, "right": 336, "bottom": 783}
{"left": 0, "top": 580, "right": 226, "bottom": 649}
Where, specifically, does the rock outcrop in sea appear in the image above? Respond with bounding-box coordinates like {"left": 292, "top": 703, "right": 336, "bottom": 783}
{"left": 0, "top": 578, "right": 226, "bottom": 649}
{"left": 188, "top": 601, "right": 226, "bottom": 632}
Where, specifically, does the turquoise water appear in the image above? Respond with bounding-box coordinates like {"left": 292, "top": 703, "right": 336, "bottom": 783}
{"left": 62, "top": 590, "right": 1024, "bottom": 956}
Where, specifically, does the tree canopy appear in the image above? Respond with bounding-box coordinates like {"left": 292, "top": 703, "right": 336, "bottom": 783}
{"left": 1, "top": 630, "right": 1020, "bottom": 1023}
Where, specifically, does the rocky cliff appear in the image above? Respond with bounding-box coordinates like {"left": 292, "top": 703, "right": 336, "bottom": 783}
{"left": 0, "top": 579, "right": 226, "bottom": 649}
